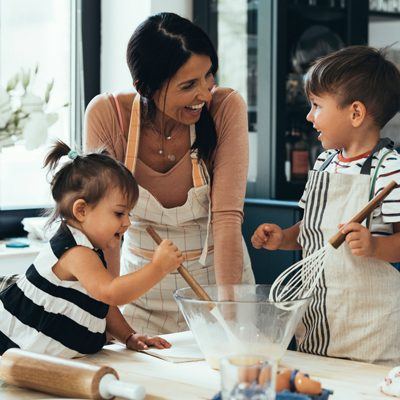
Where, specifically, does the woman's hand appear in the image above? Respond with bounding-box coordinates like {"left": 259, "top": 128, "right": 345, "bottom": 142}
{"left": 340, "top": 222, "right": 376, "bottom": 257}
{"left": 126, "top": 333, "right": 171, "bottom": 350}
{"left": 152, "top": 239, "right": 183, "bottom": 275}
{"left": 251, "top": 223, "right": 283, "bottom": 250}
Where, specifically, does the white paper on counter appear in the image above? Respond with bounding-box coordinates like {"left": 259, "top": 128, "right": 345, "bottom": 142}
{"left": 142, "top": 331, "right": 204, "bottom": 363}
{"left": 104, "top": 331, "right": 204, "bottom": 363}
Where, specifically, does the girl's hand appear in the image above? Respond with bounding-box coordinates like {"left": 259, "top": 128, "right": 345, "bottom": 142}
{"left": 251, "top": 223, "right": 283, "bottom": 250}
{"left": 126, "top": 333, "right": 171, "bottom": 351}
{"left": 152, "top": 239, "right": 183, "bottom": 274}
{"left": 340, "top": 222, "right": 376, "bottom": 257}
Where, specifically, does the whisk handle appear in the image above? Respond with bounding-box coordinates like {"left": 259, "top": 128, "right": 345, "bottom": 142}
{"left": 145, "top": 226, "right": 213, "bottom": 302}
{"left": 329, "top": 180, "right": 398, "bottom": 249}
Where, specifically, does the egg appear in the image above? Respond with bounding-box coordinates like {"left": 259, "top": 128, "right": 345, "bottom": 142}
{"left": 275, "top": 368, "right": 322, "bottom": 395}
{"left": 276, "top": 369, "right": 291, "bottom": 392}
{"left": 380, "top": 366, "right": 400, "bottom": 397}
{"left": 258, "top": 366, "right": 272, "bottom": 386}
{"left": 294, "top": 372, "right": 322, "bottom": 395}
{"left": 238, "top": 365, "right": 259, "bottom": 384}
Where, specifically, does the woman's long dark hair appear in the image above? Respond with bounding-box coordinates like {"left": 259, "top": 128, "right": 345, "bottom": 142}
{"left": 126, "top": 12, "right": 218, "bottom": 162}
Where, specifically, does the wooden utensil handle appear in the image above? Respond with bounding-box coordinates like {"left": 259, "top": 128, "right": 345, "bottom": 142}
{"left": 0, "top": 348, "right": 117, "bottom": 399}
{"left": 145, "top": 226, "right": 213, "bottom": 302}
{"left": 329, "top": 180, "right": 397, "bottom": 248}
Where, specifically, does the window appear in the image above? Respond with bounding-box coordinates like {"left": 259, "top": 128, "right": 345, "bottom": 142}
{"left": 0, "top": 0, "right": 74, "bottom": 210}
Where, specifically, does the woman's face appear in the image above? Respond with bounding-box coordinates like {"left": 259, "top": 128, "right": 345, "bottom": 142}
{"left": 152, "top": 54, "right": 215, "bottom": 125}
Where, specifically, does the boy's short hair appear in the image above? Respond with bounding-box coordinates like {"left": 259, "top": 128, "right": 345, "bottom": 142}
{"left": 304, "top": 45, "right": 400, "bottom": 128}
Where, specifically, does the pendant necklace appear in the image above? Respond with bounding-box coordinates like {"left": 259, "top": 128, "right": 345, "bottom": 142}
{"left": 152, "top": 125, "right": 176, "bottom": 162}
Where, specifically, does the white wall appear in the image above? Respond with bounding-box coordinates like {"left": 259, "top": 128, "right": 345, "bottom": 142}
{"left": 100, "top": 0, "right": 192, "bottom": 93}
{"left": 151, "top": 0, "right": 192, "bottom": 19}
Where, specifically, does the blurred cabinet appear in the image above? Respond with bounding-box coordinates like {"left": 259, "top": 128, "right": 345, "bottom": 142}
{"left": 194, "top": 0, "right": 400, "bottom": 281}
{"left": 194, "top": 0, "right": 369, "bottom": 200}
{"left": 243, "top": 199, "right": 302, "bottom": 283}
{"left": 194, "top": 0, "right": 368, "bottom": 281}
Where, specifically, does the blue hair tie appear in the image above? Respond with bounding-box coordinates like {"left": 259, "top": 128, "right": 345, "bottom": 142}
{"left": 68, "top": 150, "right": 79, "bottom": 160}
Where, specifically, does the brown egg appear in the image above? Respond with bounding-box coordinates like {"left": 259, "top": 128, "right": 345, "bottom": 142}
{"left": 258, "top": 366, "right": 272, "bottom": 386}
{"left": 238, "top": 365, "right": 260, "bottom": 384}
{"left": 294, "top": 372, "right": 322, "bottom": 395}
{"left": 275, "top": 368, "right": 291, "bottom": 392}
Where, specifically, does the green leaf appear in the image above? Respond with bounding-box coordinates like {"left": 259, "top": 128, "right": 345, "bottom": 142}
{"left": 21, "top": 68, "right": 31, "bottom": 90}
{"left": 44, "top": 79, "right": 54, "bottom": 103}
{"left": 6, "top": 74, "right": 19, "bottom": 91}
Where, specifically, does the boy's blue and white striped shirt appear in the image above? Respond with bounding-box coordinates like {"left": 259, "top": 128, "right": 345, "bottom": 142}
{"left": 0, "top": 223, "right": 109, "bottom": 358}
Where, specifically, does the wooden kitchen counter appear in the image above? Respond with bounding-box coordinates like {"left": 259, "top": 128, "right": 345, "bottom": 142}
{"left": 0, "top": 345, "right": 392, "bottom": 400}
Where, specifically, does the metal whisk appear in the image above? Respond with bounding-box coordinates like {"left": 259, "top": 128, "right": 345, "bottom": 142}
{"left": 269, "top": 180, "right": 398, "bottom": 310}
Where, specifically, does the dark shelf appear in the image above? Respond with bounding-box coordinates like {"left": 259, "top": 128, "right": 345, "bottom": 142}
{"left": 369, "top": 10, "right": 400, "bottom": 21}
{"left": 286, "top": 103, "right": 310, "bottom": 116}
{"left": 277, "top": 179, "right": 307, "bottom": 201}
{"left": 288, "top": 4, "right": 346, "bottom": 21}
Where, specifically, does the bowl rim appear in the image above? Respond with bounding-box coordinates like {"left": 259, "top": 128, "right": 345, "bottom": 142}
{"left": 173, "top": 284, "right": 312, "bottom": 305}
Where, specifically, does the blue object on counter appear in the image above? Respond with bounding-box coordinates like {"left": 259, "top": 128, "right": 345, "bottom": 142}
{"left": 277, "top": 389, "right": 333, "bottom": 400}
{"left": 212, "top": 389, "right": 333, "bottom": 400}
{"left": 391, "top": 262, "right": 400, "bottom": 271}
{"left": 5, "top": 240, "right": 30, "bottom": 248}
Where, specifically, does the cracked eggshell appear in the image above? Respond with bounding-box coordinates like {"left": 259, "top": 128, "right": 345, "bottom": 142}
{"left": 380, "top": 366, "right": 400, "bottom": 397}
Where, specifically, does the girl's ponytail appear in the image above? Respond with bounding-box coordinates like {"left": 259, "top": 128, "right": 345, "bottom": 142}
{"left": 43, "top": 140, "right": 72, "bottom": 172}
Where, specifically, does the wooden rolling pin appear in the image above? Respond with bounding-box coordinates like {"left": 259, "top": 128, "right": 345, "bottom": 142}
{"left": 146, "top": 226, "right": 213, "bottom": 302}
{"left": 0, "top": 348, "right": 145, "bottom": 400}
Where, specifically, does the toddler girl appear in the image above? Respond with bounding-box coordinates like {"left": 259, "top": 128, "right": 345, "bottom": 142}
{"left": 0, "top": 140, "right": 183, "bottom": 357}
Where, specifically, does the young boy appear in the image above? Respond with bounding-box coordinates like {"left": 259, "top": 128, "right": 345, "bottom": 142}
{"left": 252, "top": 46, "right": 400, "bottom": 365}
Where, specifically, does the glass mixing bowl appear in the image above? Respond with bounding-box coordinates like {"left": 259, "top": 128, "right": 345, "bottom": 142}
{"left": 174, "top": 284, "right": 311, "bottom": 369}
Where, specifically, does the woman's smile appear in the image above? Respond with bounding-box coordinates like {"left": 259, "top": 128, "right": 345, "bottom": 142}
{"left": 183, "top": 102, "right": 205, "bottom": 117}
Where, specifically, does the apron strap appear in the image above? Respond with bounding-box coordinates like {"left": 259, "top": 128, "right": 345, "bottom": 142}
{"left": 360, "top": 137, "right": 394, "bottom": 175}
{"left": 319, "top": 150, "right": 339, "bottom": 171}
{"left": 124, "top": 94, "right": 141, "bottom": 173}
{"left": 199, "top": 193, "right": 212, "bottom": 266}
{"left": 318, "top": 138, "right": 394, "bottom": 174}
{"left": 366, "top": 148, "right": 394, "bottom": 227}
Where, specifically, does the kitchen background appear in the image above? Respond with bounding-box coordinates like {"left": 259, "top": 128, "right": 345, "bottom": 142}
{"left": 0, "top": 0, "right": 399, "bottom": 284}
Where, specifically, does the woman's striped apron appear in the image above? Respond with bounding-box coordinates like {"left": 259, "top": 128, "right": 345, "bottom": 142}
{"left": 120, "top": 95, "right": 254, "bottom": 336}
{"left": 296, "top": 139, "right": 400, "bottom": 365}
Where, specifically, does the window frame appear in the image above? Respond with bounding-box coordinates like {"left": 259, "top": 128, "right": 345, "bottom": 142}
{"left": 0, "top": 0, "right": 100, "bottom": 239}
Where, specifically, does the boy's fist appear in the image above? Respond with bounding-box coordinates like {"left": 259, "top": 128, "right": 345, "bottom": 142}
{"left": 340, "top": 222, "right": 376, "bottom": 258}
{"left": 251, "top": 223, "right": 283, "bottom": 250}
{"left": 152, "top": 239, "right": 183, "bottom": 274}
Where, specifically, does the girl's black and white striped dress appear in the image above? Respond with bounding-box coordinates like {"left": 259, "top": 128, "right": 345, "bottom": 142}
{"left": 0, "top": 223, "right": 109, "bottom": 357}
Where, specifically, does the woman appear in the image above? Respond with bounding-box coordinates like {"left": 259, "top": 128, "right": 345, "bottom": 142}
{"left": 85, "top": 12, "right": 254, "bottom": 336}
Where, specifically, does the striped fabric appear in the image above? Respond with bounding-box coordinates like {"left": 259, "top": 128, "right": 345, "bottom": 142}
{"left": 297, "top": 171, "right": 331, "bottom": 355}
{"left": 0, "top": 274, "right": 19, "bottom": 292}
{"left": 0, "top": 223, "right": 108, "bottom": 358}
{"left": 299, "top": 148, "right": 400, "bottom": 235}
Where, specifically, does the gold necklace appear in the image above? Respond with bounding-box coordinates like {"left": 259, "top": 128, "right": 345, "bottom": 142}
{"left": 151, "top": 125, "right": 176, "bottom": 162}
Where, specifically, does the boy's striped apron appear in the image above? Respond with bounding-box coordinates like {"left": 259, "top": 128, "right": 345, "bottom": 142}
{"left": 296, "top": 139, "right": 400, "bottom": 365}
{"left": 120, "top": 95, "right": 254, "bottom": 335}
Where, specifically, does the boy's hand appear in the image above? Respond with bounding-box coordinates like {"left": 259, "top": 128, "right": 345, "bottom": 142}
{"left": 251, "top": 223, "right": 283, "bottom": 250}
{"left": 126, "top": 333, "right": 171, "bottom": 351}
{"left": 340, "top": 222, "right": 376, "bottom": 257}
{"left": 152, "top": 239, "right": 183, "bottom": 275}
